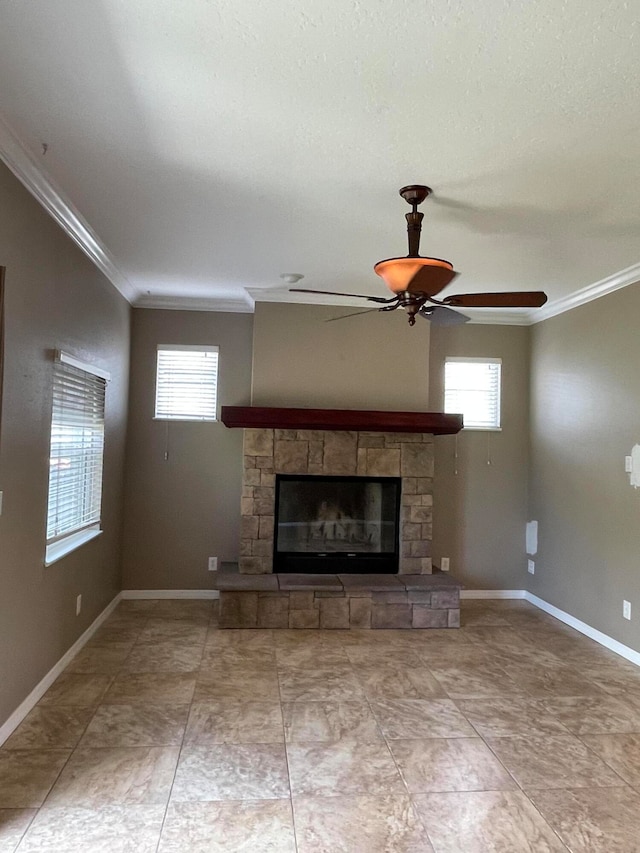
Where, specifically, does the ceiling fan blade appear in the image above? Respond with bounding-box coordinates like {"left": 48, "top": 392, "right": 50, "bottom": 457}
{"left": 419, "top": 305, "right": 470, "bottom": 326}
{"left": 405, "top": 265, "right": 459, "bottom": 296}
{"left": 290, "top": 287, "right": 396, "bottom": 304}
{"left": 325, "top": 308, "right": 381, "bottom": 323}
{"left": 442, "top": 291, "right": 548, "bottom": 308}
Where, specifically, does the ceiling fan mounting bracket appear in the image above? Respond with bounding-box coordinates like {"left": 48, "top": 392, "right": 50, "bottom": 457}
{"left": 399, "top": 185, "right": 432, "bottom": 207}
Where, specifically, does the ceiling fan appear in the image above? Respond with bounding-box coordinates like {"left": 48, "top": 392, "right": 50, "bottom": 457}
{"left": 291, "top": 185, "right": 548, "bottom": 325}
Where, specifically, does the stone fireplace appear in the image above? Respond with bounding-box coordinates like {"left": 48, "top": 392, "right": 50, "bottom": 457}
{"left": 216, "top": 407, "right": 463, "bottom": 630}
{"left": 239, "top": 427, "right": 435, "bottom": 575}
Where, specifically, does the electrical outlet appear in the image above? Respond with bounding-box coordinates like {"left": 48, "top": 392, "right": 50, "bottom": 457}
{"left": 528, "top": 559, "right": 535, "bottom": 575}
{"left": 625, "top": 456, "right": 633, "bottom": 473}
{"left": 208, "top": 556, "right": 218, "bottom": 572}
{"left": 76, "top": 594, "right": 82, "bottom": 616}
{"left": 623, "top": 600, "right": 631, "bottom": 620}
{"left": 440, "top": 557, "right": 450, "bottom": 572}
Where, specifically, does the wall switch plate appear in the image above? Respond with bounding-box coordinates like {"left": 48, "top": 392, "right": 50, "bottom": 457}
{"left": 623, "top": 600, "right": 631, "bottom": 620}
{"left": 0, "top": 490, "right": 3, "bottom": 515}
{"left": 625, "top": 456, "right": 633, "bottom": 473}
{"left": 528, "top": 559, "right": 535, "bottom": 574}
{"left": 208, "top": 557, "right": 218, "bottom": 572}
{"left": 440, "top": 557, "right": 450, "bottom": 571}
{"left": 76, "top": 594, "right": 82, "bottom": 616}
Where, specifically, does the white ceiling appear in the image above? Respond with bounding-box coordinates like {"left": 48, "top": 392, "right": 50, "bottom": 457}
{"left": 0, "top": 0, "right": 639, "bottom": 322}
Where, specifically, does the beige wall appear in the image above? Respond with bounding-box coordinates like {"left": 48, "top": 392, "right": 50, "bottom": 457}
{"left": 0, "top": 162, "right": 130, "bottom": 725}
{"left": 429, "top": 324, "right": 531, "bottom": 589}
{"left": 252, "top": 303, "right": 430, "bottom": 410}
{"left": 529, "top": 283, "right": 640, "bottom": 649}
{"left": 121, "top": 308, "right": 253, "bottom": 589}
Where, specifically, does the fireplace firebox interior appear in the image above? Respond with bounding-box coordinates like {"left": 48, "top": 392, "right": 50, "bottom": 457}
{"left": 274, "top": 474, "right": 401, "bottom": 573}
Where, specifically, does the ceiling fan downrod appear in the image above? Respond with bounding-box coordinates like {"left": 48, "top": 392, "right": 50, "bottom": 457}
{"left": 399, "top": 185, "right": 431, "bottom": 258}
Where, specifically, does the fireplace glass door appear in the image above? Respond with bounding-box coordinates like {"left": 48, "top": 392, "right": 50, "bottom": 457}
{"left": 274, "top": 475, "right": 400, "bottom": 573}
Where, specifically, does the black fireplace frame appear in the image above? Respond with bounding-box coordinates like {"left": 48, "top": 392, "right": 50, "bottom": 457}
{"left": 273, "top": 474, "right": 401, "bottom": 574}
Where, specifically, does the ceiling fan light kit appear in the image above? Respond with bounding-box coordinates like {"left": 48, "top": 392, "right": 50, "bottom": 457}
{"left": 290, "top": 184, "right": 547, "bottom": 325}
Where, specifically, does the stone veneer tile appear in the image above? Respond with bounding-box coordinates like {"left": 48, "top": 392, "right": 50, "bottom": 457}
{"left": 371, "top": 604, "right": 413, "bottom": 630}
{"left": 401, "top": 444, "right": 433, "bottom": 477}
{"left": 319, "top": 598, "right": 350, "bottom": 629}
{"left": 289, "top": 610, "right": 320, "bottom": 629}
{"left": 349, "top": 597, "right": 372, "bottom": 628}
{"left": 364, "top": 448, "right": 401, "bottom": 477}
{"left": 322, "top": 432, "right": 358, "bottom": 474}
{"left": 274, "top": 440, "right": 309, "bottom": 473}
{"left": 244, "top": 429, "right": 273, "bottom": 457}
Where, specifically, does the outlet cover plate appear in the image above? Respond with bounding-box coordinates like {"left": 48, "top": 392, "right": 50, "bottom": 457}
{"left": 528, "top": 560, "right": 535, "bottom": 574}
{"left": 440, "top": 557, "right": 450, "bottom": 572}
{"left": 624, "top": 600, "right": 631, "bottom": 620}
{"left": 208, "top": 557, "right": 218, "bottom": 572}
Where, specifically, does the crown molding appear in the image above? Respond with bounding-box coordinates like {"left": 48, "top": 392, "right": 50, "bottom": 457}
{"left": 533, "top": 261, "right": 640, "bottom": 324}
{"left": 0, "top": 113, "right": 137, "bottom": 303}
{"left": 134, "top": 293, "right": 254, "bottom": 313}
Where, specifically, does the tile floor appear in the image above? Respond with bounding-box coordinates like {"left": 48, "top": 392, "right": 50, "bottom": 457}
{"left": 2, "top": 598, "right": 640, "bottom": 851}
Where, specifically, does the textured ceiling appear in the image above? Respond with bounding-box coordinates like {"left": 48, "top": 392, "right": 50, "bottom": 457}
{"left": 0, "top": 0, "right": 638, "bottom": 320}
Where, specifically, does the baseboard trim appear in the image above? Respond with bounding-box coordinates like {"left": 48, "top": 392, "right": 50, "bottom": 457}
{"left": 461, "top": 589, "right": 527, "bottom": 599}
{"left": 0, "top": 592, "right": 123, "bottom": 747}
{"left": 121, "top": 589, "right": 219, "bottom": 600}
{"left": 525, "top": 592, "right": 640, "bottom": 667}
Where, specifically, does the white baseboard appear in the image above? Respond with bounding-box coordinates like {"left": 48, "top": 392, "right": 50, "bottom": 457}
{"left": 525, "top": 592, "right": 640, "bottom": 668}
{"left": 0, "top": 592, "right": 122, "bottom": 747}
{"left": 121, "top": 589, "right": 219, "bottom": 600}
{"left": 461, "top": 589, "right": 527, "bottom": 599}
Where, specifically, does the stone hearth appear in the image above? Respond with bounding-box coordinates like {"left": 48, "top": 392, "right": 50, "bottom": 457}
{"left": 239, "top": 428, "right": 435, "bottom": 575}
{"left": 214, "top": 570, "right": 461, "bottom": 630}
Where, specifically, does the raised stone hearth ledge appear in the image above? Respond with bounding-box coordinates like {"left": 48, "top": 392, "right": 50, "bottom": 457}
{"left": 221, "top": 406, "right": 463, "bottom": 434}
{"left": 213, "top": 571, "right": 462, "bottom": 630}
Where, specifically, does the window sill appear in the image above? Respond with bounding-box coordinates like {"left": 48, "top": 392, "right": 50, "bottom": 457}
{"left": 45, "top": 526, "right": 102, "bottom": 567}
{"left": 462, "top": 427, "right": 503, "bottom": 432}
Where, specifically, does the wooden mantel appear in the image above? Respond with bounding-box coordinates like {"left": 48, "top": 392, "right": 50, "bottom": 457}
{"left": 220, "top": 406, "right": 463, "bottom": 435}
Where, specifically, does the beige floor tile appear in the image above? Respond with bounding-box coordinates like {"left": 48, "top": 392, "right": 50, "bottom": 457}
{"left": 540, "top": 695, "right": 640, "bottom": 735}
{"left": 501, "top": 663, "right": 607, "bottom": 697}
{"left": 277, "top": 645, "right": 352, "bottom": 669}
{"left": 45, "top": 746, "right": 179, "bottom": 807}
{"left": 389, "top": 738, "right": 516, "bottom": 794}
{"left": 158, "top": 800, "right": 296, "bottom": 852}
{"left": 412, "top": 790, "right": 567, "bottom": 852}
{"left": 120, "top": 641, "right": 204, "bottom": 673}
{"left": 2, "top": 707, "right": 94, "bottom": 750}
{"left": 194, "top": 668, "right": 280, "bottom": 702}
{"left": 201, "top": 645, "right": 275, "bottom": 670}
{"left": 152, "top": 600, "right": 213, "bottom": 621}
{"left": 80, "top": 704, "right": 189, "bottom": 747}
{"left": 293, "top": 793, "right": 432, "bottom": 853}
{"left": 205, "top": 629, "right": 275, "bottom": 649}
{"left": 282, "top": 701, "right": 382, "bottom": 743}
{"left": 185, "top": 701, "right": 284, "bottom": 745}
{"left": 16, "top": 804, "right": 165, "bottom": 853}
{"left": 116, "top": 600, "right": 159, "bottom": 615}
{"left": 171, "top": 744, "right": 290, "bottom": 802}
{"left": 487, "top": 734, "right": 624, "bottom": 789}
{"left": 529, "top": 786, "right": 640, "bottom": 852}
{"left": 278, "top": 667, "right": 365, "bottom": 702}
{"left": 0, "top": 809, "right": 36, "bottom": 852}
{"left": 428, "top": 664, "right": 525, "bottom": 699}
{"left": 579, "top": 663, "right": 640, "bottom": 696}
{"left": 581, "top": 733, "right": 640, "bottom": 786}
{"left": 137, "top": 619, "right": 208, "bottom": 644}
{"left": 344, "top": 647, "right": 426, "bottom": 669}
{"left": 0, "top": 751, "right": 70, "bottom": 808}
{"left": 371, "top": 699, "right": 477, "bottom": 739}
{"left": 355, "top": 666, "right": 446, "bottom": 700}
{"left": 89, "top": 625, "right": 144, "bottom": 646}
{"left": 286, "top": 741, "right": 404, "bottom": 797}
{"left": 455, "top": 697, "right": 571, "bottom": 738}
{"left": 65, "top": 643, "right": 134, "bottom": 674}
{"left": 38, "top": 673, "right": 114, "bottom": 707}
{"left": 103, "top": 673, "right": 196, "bottom": 705}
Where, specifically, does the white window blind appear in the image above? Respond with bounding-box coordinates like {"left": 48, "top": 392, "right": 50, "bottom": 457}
{"left": 155, "top": 345, "right": 219, "bottom": 421}
{"left": 444, "top": 357, "right": 502, "bottom": 430}
{"left": 47, "top": 353, "right": 107, "bottom": 544}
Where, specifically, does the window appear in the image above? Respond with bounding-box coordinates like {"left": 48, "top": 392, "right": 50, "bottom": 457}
{"left": 155, "top": 345, "right": 219, "bottom": 421}
{"left": 444, "top": 357, "right": 502, "bottom": 430}
{"left": 45, "top": 351, "right": 109, "bottom": 565}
